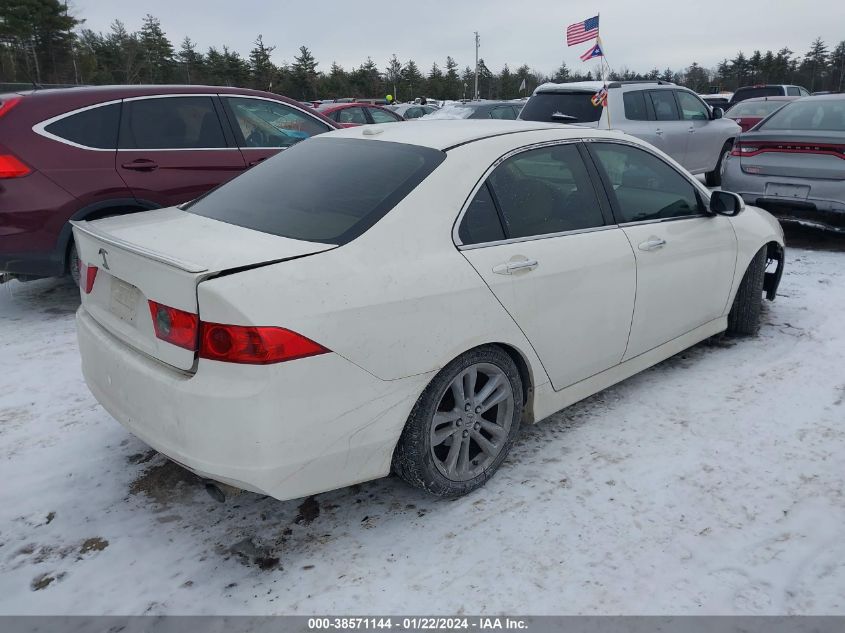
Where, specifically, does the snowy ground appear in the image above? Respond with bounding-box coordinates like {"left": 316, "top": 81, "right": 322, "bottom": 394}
{"left": 1, "top": 240, "right": 844, "bottom": 615}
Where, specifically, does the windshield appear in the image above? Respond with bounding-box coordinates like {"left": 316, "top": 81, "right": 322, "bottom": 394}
{"left": 759, "top": 99, "right": 845, "bottom": 132}
{"left": 727, "top": 100, "right": 788, "bottom": 118}
{"left": 732, "top": 87, "right": 782, "bottom": 103}
{"left": 519, "top": 92, "right": 602, "bottom": 123}
{"left": 186, "top": 138, "right": 445, "bottom": 244}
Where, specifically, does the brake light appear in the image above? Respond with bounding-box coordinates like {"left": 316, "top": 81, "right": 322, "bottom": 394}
{"left": 78, "top": 262, "right": 98, "bottom": 294}
{"left": 199, "top": 322, "right": 329, "bottom": 365}
{"left": 148, "top": 301, "right": 199, "bottom": 350}
{"left": 0, "top": 97, "right": 22, "bottom": 119}
{"left": 732, "top": 141, "right": 845, "bottom": 159}
{"left": 0, "top": 154, "right": 30, "bottom": 178}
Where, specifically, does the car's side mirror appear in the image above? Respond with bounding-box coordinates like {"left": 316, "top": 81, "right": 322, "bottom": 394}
{"left": 709, "top": 190, "right": 744, "bottom": 216}
{"left": 711, "top": 107, "right": 724, "bottom": 119}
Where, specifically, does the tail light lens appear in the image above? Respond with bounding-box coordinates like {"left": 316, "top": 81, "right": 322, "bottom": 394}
{"left": 148, "top": 301, "right": 199, "bottom": 350}
{"left": 732, "top": 141, "right": 845, "bottom": 159}
{"left": 199, "top": 322, "right": 329, "bottom": 365}
{"left": 0, "top": 97, "right": 22, "bottom": 119}
{"left": 78, "top": 262, "right": 98, "bottom": 294}
{"left": 0, "top": 154, "right": 31, "bottom": 178}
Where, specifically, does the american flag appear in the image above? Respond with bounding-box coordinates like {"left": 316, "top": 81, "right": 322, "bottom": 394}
{"left": 566, "top": 16, "right": 599, "bottom": 46}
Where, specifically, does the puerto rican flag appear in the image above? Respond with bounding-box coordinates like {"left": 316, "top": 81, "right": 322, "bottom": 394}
{"left": 580, "top": 41, "right": 604, "bottom": 61}
{"left": 566, "top": 16, "right": 599, "bottom": 46}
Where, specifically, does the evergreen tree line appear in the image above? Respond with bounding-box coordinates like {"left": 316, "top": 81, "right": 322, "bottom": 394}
{"left": 2, "top": 1, "right": 844, "bottom": 101}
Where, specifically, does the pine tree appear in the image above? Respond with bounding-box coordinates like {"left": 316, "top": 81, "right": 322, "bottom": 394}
{"left": 444, "top": 56, "right": 460, "bottom": 100}
{"left": 426, "top": 62, "right": 443, "bottom": 97}
{"left": 385, "top": 54, "right": 402, "bottom": 99}
{"left": 402, "top": 59, "right": 423, "bottom": 97}
{"left": 177, "top": 36, "right": 203, "bottom": 84}
{"left": 248, "top": 34, "right": 276, "bottom": 91}
{"left": 803, "top": 37, "right": 828, "bottom": 91}
{"left": 138, "top": 14, "right": 175, "bottom": 83}
{"left": 291, "top": 45, "right": 319, "bottom": 99}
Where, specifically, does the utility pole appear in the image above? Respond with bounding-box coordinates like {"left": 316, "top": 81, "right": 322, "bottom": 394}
{"left": 474, "top": 31, "right": 480, "bottom": 100}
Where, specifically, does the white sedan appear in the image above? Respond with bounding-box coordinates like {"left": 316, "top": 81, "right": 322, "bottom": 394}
{"left": 73, "top": 121, "right": 785, "bottom": 501}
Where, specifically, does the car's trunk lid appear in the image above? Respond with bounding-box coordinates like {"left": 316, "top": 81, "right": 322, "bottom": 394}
{"left": 72, "top": 208, "right": 334, "bottom": 371}
{"left": 738, "top": 130, "right": 845, "bottom": 180}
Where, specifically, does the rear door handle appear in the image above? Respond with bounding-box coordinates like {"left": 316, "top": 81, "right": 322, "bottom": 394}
{"left": 655, "top": 128, "right": 663, "bottom": 136}
{"left": 492, "top": 259, "right": 539, "bottom": 275}
{"left": 121, "top": 159, "right": 158, "bottom": 171}
{"left": 248, "top": 157, "right": 267, "bottom": 167}
{"left": 638, "top": 238, "right": 667, "bottom": 251}
{"left": 688, "top": 126, "right": 696, "bottom": 133}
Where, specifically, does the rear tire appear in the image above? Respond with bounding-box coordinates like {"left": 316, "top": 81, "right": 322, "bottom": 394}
{"left": 392, "top": 345, "right": 523, "bottom": 498}
{"left": 727, "top": 247, "right": 767, "bottom": 336}
{"left": 705, "top": 142, "right": 732, "bottom": 187}
{"left": 68, "top": 242, "right": 80, "bottom": 286}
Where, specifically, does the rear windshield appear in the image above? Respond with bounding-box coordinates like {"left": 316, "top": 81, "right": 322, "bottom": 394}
{"left": 732, "top": 87, "right": 782, "bottom": 103}
{"left": 726, "top": 100, "right": 788, "bottom": 118}
{"left": 520, "top": 92, "right": 602, "bottom": 124}
{"left": 759, "top": 99, "right": 845, "bottom": 132}
{"left": 185, "top": 138, "right": 445, "bottom": 244}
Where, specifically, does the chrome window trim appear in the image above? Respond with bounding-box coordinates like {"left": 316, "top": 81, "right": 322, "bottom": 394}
{"left": 452, "top": 138, "right": 614, "bottom": 250}
{"left": 32, "top": 98, "right": 123, "bottom": 151}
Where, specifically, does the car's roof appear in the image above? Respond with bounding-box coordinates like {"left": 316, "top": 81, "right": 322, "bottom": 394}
{"left": 534, "top": 81, "right": 606, "bottom": 94}
{"left": 800, "top": 93, "right": 845, "bottom": 101}
{"left": 312, "top": 119, "right": 626, "bottom": 151}
{"left": 318, "top": 102, "right": 389, "bottom": 113}
{"left": 20, "top": 84, "right": 292, "bottom": 100}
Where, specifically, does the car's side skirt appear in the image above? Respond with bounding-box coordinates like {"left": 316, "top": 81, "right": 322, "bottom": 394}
{"left": 531, "top": 317, "right": 728, "bottom": 422}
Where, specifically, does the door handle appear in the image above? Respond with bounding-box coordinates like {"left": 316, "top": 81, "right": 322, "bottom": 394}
{"left": 121, "top": 159, "right": 158, "bottom": 171}
{"left": 688, "top": 126, "right": 696, "bottom": 133}
{"left": 638, "top": 238, "right": 667, "bottom": 251}
{"left": 248, "top": 157, "right": 267, "bottom": 167}
{"left": 655, "top": 128, "right": 663, "bottom": 136}
{"left": 492, "top": 259, "right": 539, "bottom": 275}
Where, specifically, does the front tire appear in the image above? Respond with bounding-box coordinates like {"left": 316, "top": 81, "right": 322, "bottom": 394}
{"left": 727, "top": 247, "right": 767, "bottom": 336}
{"left": 705, "top": 142, "right": 732, "bottom": 187}
{"left": 392, "top": 346, "right": 523, "bottom": 498}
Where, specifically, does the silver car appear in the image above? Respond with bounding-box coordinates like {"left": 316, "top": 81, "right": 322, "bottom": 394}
{"left": 721, "top": 94, "right": 845, "bottom": 233}
{"left": 519, "top": 81, "right": 741, "bottom": 186}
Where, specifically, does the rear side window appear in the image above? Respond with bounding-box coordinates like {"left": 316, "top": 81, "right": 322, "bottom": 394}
{"left": 519, "top": 92, "right": 602, "bottom": 123}
{"left": 648, "top": 91, "right": 679, "bottom": 121}
{"left": 623, "top": 91, "right": 650, "bottom": 121}
{"left": 44, "top": 103, "right": 120, "bottom": 149}
{"left": 458, "top": 184, "right": 505, "bottom": 245}
{"left": 185, "top": 138, "right": 445, "bottom": 244}
{"left": 733, "top": 87, "right": 782, "bottom": 103}
{"left": 119, "top": 97, "right": 227, "bottom": 149}
{"left": 369, "top": 107, "right": 400, "bottom": 124}
{"left": 490, "top": 106, "right": 517, "bottom": 120}
{"left": 225, "top": 97, "right": 329, "bottom": 148}
{"left": 786, "top": 87, "right": 800, "bottom": 96}
{"left": 485, "top": 143, "right": 604, "bottom": 239}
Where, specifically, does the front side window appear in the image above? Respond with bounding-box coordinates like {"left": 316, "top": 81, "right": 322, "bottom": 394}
{"left": 676, "top": 91, "right": 709, "bottom": 120}
{"left": 119, "top": 97, "right": 227, "bottom": 149}
{"left": 185, "top": 138, "right": 444, "bottom": 244}
{"left": 337, "top": 107, "right": 368, "bottom": 124}
{"left": 227, "top": 97, "right": 329, "bottom": 148}
{"left": 44, "top": 103, "right": 121, "bottom": 149}
{"left": 623, "top": 91, "right": 650, "bottom": 121}
{"left": 590, "top": 143, "right": 702, "bottom": 223}
{"left": 786, "top": 87, "right": 800, "bottom": 96}
{"left": 490, "top": 106, "right": 517, "bottom": 120}
{"left": 648, "top": 91, "right": 679, "bottom": 121}
{"left": 369, "top": 107, "right": 400, "bottom": 123}
{"left": 483, "top": 143, "right": 604, "bottom": 239}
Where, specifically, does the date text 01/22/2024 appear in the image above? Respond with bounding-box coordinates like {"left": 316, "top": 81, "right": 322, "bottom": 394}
{"left": 307, "top": 618, "right": 529, "bottom": 630}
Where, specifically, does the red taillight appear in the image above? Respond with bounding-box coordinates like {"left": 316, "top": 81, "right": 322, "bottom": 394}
{"left": 148, "top": 301, "right": 199, "bottom": 350}
{"left": 78, "top": 262, "right": 98, "bottom": 294}
{"left": 199, "top": 322, "right": 329, "bottom": 365}
{"left": 0, "top": 97, "right": 22, "bottom": 119}
{"left": 732, "top": 141, "right": 845, "bottom": 159}
{"left": 0, "top": 154, "right": 30, "bottom": 178}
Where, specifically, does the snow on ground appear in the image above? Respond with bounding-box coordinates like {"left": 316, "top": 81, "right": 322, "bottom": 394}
{"left": 1, "top": 243, "right": 844, "bottom": 615}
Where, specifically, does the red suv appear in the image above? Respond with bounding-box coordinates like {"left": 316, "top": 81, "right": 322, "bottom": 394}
{"left": 0, "top": 85, "right": 339, "bottom": 281}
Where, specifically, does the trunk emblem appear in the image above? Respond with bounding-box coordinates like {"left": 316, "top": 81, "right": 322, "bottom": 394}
{"left": 98, "top": 248, "right": 110, "bottom": 270}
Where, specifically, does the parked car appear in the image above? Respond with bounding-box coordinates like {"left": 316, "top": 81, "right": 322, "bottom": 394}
{"left": 73, "top": 120, "right": 784, "bottom": 502}
{"left": 520, "top": 81, "right": 741, "bottom": 185}
{"left": 725, "top": 96, "right": 797, "bottom": 131}
{"left": 388, "top": 103, "right": 438, "bottom": 119}
{"left": 317, "top": 102, "right": 404, "bottom": 126}
{"left": 699, "top": 93, "right": 733, "bottom": 109}
{"left": 420, "top": 100, "right": 523, "bottom": 120}
{"left": 0, "top": 85, "right": 339, "bottom": 283}
{"left": 729, "top": 84, "right": 810, "bottom": 107}
{"left": 721, "top": 94, "right": 845, "bottom": 232}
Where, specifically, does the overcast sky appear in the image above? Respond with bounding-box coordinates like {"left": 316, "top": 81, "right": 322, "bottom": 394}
{"left": 72, "top": 0, "right": 845, "bottom": 75}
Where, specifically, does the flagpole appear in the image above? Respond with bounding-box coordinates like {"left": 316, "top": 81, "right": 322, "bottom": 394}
{"left": 597, "top": 12, "right": 611, "bottom": 129}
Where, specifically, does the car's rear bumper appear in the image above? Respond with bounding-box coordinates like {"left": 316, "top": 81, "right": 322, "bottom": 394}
{"left": 77, "top": 307, "right": 431, "bottom": 500}
{"left": 722, "top": 158, "right": 845, "bottom": 232}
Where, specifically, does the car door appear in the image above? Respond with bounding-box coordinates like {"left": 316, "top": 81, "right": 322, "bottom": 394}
{"left": 220, "top": 95, "right": 333, "bottom": 168}
{"left": 676, "top": 89, "right": 721, "bottom": 173}
{"left": 458, "top": 142, "right": 637, "bottom": 391}
{"left": 621, "top": 90, "right": 667, "bottom": 153}
{"left": 646, "top": 90, "right": 689, "bottom": 167}
{"left": 586, "top": 140, "right": 737, "bottom": 360}
{"left": 117, "top": 95, "right": 246, "bottom": 208}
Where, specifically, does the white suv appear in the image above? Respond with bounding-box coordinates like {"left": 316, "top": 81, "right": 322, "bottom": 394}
{"left": 519, "top": 80, "right": 741, "bottom": 186}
